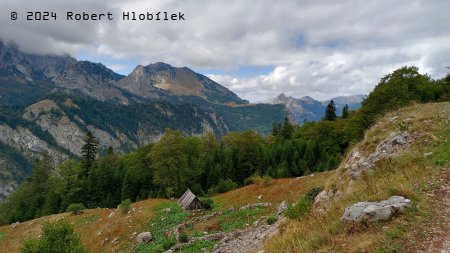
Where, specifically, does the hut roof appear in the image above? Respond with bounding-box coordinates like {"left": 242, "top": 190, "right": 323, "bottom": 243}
{"left": 178, "top": 189, "right": 198, "bottom": 209}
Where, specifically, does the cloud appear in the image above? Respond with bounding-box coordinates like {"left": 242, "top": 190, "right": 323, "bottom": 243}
{"left": 1, "top": 0, "right": 449, "bottom": 102}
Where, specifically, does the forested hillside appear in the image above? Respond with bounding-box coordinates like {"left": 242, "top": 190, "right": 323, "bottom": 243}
{"left": 0, "top": 66, "right": 448, "bottom": 225}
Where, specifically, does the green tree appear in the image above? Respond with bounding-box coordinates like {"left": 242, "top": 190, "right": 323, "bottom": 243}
{"left": 80, "top": 131, "right": 99, "bottom": 179}
{"left": 324, "top": 100, "right": 337, "bottom": 121}
{"left": 342, "top": 104, "right": 349, "bottom": 119}
{"left": 149, "top": 129, "right": 200, "bottom": 197}
{"left": 21, "top": 220, "right": 88, "bottom": 253}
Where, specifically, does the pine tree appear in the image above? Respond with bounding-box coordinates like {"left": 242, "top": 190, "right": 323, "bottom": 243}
{"left": 324, "top": 100, "right": 337, "bottom": 121}
{"left": 342, "top": 104, "right": 349, "bottom": 119}
{"left": 81, "top": 132, "right": 99, "bottom": 179}
{"left": 281, "top": 117, "right": 294, "bottom": 139}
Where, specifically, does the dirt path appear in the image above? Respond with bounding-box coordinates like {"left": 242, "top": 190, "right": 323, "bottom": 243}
{"left": 403, "top": 169, "right": 450, "bottom": 253}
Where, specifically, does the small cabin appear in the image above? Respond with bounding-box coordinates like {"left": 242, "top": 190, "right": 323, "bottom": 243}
{"left": 178, "top": 189, "right": 203, "bottom": 210}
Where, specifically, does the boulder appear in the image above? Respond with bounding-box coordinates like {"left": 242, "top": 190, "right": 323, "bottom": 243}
{"left": 341, "top": 196, "right": 411, "bottom": 223}
{"left": 136, "top": 232, "right": 152, "bottom": 244}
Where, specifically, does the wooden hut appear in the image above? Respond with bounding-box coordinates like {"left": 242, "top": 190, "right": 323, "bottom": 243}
{"left": 178, "top": 189, "right": 203, "bottom": 210}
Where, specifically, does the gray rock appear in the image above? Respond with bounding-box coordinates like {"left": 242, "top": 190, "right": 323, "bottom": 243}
{"left": 136, "top": 232, "right": 152, "bottom": 244}
{"left": 277, "top": 201, "right": 288, "bottom": 215}
{"left": 341, "top": 196, "right": 411, "bottom": 222}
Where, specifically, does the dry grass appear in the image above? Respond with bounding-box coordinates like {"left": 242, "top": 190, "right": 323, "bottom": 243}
{"left": 215, "top": 172, "right": 333, "bottom": 209}
{"left": 263, "top": 102, "right": 450, "bottom": 253}
{"left": 1, "top": 102, "right": 447, "bottom": 253}
{"left": 0, "top": 199, "right": 168, "bottom": 253}
{"left": 0, "top": 173, "right": 334, "bottom": 253}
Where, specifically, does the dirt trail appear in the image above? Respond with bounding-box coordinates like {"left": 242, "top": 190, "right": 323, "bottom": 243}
{"left": 403, "top": 170, "right": 450, "bottom": 253}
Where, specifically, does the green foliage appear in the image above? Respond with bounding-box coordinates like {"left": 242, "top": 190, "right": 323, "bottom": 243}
{"left": 248, "top": 175, "right": 273, "bottom": 187}
{"left": 284, "top": 187, "right": 322, "bottom": 220}
{"left": 66, "top": 203, "right": 86, "bottom": 213}
{"left": 342, "top": 104, "right": 349, "bottom": 119}
{"left": 219, "top": 207, "right": 265, "bottom": 232}
{"left": 136, "top": 202, "right": 187, "bottom": 253}
{"left": 285, "top": 196, "right": 313, "bottom": 220}
{"left": 81, "top": 131, "right": 99, "bottom": 179}
{"left": 178, "top": 233, "right": 189, "bottom": 243}
{"left": 21, "top": 220, "right": 88, "bottom": 253}
{"left": 179, "top": 240, "right": 215, "bottom": 253}
{"left": 120, "top": 199, "right": 132, "bottom": 214}
{"left": 266, "top": 215, "right": 278, "bottom": 225}
{"left": 324, "top": 100, "right": 337, "bottom": 121}
{"left": 209, "top": 179, "right": 238, "bottom": 194}
{"left": 2, "top": 66, "right": 449, "bottom": 226}
{"left": 162, "top": 236, "right": 177, "bottom": 250}
{"left": 199, "top": 197, "right": 213, "bottom": 210}
{"left": 149, "top": 130, "right": 202, "bottom": 197}
{"left": 306, "top": 187, "right": 323, "bottom": 202}
{"left": 0, "top": 231, "right": 6, "bottom": 242}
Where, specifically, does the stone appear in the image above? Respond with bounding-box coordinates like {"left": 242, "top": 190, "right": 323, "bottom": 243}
{"left": 341, "top": 196, "right": 412, "bottom": 223}
{"left": 11, "top": 221, "right": 20, "bottom": 228}
{"left": 277, "top": 201, "right": 288, "bottom": 215}
{"left": 136, "top": 232, "right": 152, "bottom": 244}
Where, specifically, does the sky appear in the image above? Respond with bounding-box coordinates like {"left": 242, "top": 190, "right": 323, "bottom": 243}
{"left": 1, "top": 0, "right": 449, "bottom": 102}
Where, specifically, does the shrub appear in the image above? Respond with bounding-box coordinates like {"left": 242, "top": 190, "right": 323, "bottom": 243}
{"left": 178, "top": 233, "right": 189, "bottom": 243}
{"left": 21, "top": 220, "right": 87, "bottom": 253}
{"left": 120, "top": 199, "right": 132, "bottom": 214}
{"left": 306, "top": 187, "right": 323, "bottom": 202}
{"left": 162, "top": 236, "right": 177, "bottom": 250}
{"left": 266, "top": 215, "right": 277, "bottom": 225}
{"left": 247, "top": 175, "right": 273, "bottom": 186}
{"left": 65, "top": 203, "right": 86, "bottom": 213}
{"left": 209, "top": 179, "right": 237, "bottom": 194}
{"left": 199, "top": 197, "right": 213, "bottom": 210}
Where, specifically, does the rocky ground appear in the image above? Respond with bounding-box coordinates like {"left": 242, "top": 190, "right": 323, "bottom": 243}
{"left": 402, "top": 170, "right": 450, "bottom": 253}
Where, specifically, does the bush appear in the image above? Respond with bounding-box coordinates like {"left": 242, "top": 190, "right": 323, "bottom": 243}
{"left": 178, "top": 233, "right": 189, "bottom": 243}
{"left": 266, "top": 215, "right": 277, "bottom": 225}
{"left": 162, "top": 236, "right": 177, "bottom": 250}
{"left": 251, "top": 175, "right": 272, "bottom": 186}
{"left": 21, "top": 220, "right": 88, "bottom": 253}
{"left": 65, "top": 203, "right": 86, "bottom": 213}
{"left": 199, "top": 197, "right": 213, "bottom": 210}
{"left": 306, "top": 187, "right": 323, "bottom": 202}
{"left": 120, "top": 199, "right": 132, "bottom": 214}
{"left": 209, "top": 179, "right": 238, "bottom": 194}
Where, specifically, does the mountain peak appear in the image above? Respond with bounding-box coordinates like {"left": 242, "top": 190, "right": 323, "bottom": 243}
{"left": 277, "top": 93, "right": 287, "bottom": 99}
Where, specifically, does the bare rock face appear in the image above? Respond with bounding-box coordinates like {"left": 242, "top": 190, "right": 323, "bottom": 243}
{"left": 136, "top": 232, "right": 152, "bottom": 244}
{"left": 341, "top": 196, "right": 411, "bottom": 223}
{"left": 343, "top": 131, "right": 417, "bottom": 180}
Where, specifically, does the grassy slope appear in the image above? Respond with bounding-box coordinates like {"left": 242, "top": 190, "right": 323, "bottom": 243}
{"left": 0, "top": 172, "right": 332, "bottom": 253}
{"left": 263, "top": 102, "right": 450, "bottom": 253}
{"left": 0, "top": 102, "right": 447, "bottom": 253}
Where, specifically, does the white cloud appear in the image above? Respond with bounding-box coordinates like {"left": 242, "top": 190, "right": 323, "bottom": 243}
{"left": 1, "top": 0, "right": 449, "bottom": 102}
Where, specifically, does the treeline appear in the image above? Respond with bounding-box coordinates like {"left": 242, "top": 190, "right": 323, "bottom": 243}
{"left": 0, "top": 66, "right": 449, "bottom": 224}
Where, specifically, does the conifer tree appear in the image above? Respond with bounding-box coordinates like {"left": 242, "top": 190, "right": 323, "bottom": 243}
{"left": 342, "top": 104, "right": 349, "bottom": 119}
{"left": 324, "top": 100, "right": 337, "bottom": 121}
{"left": 81, "top": 131, "right": 99, "bottom": 179}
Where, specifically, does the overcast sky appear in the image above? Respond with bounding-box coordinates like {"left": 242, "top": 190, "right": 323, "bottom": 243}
{"left": 1, "top": 0, "right": 449, "bottom": 102}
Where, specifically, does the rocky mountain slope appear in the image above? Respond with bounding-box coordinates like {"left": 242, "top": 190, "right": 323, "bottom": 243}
{"left": 263, "top": 102, "right": 450, "bottom": 252}
{"left": 264, "top": 93, "right": 365, "bottom": 124}
{"left": 0, "top": 41, "right": 286, "bottom": 202}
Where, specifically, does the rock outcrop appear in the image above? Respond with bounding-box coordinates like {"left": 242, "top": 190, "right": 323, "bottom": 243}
{"left": 341, "top": 196, "right": 412, "bottom": 222}
{"left": 343, "top": 131, "right": 418, "bottom": 180}
{"left": 136, "top": 232, "right": 152, "bottom": 244}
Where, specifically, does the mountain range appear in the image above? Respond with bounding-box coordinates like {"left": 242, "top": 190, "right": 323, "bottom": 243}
{"left": 0, "top": 41, "right": 363, "bottom": 201}
{"left": 263, "top": 93, "right": 365, "bottom": 123}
